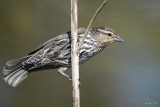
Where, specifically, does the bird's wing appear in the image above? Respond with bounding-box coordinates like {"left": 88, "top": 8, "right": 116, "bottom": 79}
{"left": 23, "top": 43, "right": 53, "bottom": 70}
{"left": 28, "top": 38, "right": 60, "bottom": 55}
{"left": 23, "top": 34, "right": 70, "bottom": 70}
{"left": 28, "top": 33, "right": 69, "bottom": 55}
{"left": 24, "top": 28, "right": 85, "bottom": 70}
{"left": 28, "top": 28, "right": 85, "bottom": 55}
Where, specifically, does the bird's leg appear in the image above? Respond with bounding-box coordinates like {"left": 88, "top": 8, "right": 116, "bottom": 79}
{"left": 58, "top": 67, "right": 71, "bottom": 80}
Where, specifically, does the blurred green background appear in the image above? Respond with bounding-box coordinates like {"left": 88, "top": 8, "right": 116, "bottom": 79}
{"left": 0, "top": 0, "right": 160, "bottom": 107}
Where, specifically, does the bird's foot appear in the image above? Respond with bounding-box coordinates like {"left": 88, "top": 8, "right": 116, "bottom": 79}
{"left": 58, "top": 67, "right": 71, "bottom": 80}
{"left": 57, "top": 67, "right": 81, "bottom": 85}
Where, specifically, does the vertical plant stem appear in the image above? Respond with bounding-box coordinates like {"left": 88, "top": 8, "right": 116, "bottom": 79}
{"left": 71, "top": 0, "right": 80, "bottom": 107}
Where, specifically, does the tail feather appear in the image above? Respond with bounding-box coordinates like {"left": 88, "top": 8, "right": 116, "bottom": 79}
{"left": 4, "top": 68, "right": 28, "bottom": 87}
{"left": 3, "top": 56, "right": 30, "bottom": 87}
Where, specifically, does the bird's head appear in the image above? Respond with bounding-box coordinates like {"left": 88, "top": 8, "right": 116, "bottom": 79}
{"left": 93, "top": 27, "right": 124, "bottom": 45}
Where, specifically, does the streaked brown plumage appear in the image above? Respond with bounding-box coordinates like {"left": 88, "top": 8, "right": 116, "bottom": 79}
{"left": 3, "top": 26, "right": 124, "bottom": 87}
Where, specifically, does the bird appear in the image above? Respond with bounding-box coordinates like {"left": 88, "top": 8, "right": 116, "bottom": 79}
{"left": 2, "top": 26, "right": 124, "bottom": 87}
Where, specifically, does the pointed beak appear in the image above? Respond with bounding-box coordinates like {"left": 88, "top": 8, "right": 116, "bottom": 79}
{"left": 113, "top": 36, "right": 124, "bottom": 43}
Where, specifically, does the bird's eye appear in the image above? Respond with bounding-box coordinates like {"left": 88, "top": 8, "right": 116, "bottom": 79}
{"left": 108, "top": 33, "right": 112, "bottom": 37}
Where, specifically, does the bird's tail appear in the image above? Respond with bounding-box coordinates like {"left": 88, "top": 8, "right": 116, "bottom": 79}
{"left": 3, "top": 56, "right": 30, "bottom": 87}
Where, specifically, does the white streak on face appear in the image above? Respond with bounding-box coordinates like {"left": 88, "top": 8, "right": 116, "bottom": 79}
{"left": 98, "top": 29, "right": 111, "bottom": 34}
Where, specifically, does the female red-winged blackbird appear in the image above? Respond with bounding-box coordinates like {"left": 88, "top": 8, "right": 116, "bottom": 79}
{"left": 3, "top": 26, "right": 123, "bottom": 87}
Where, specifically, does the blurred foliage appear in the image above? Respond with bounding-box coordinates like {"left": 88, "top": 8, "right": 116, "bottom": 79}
{"left": 0, "top": 0, "right": 160, "bottom": 107}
